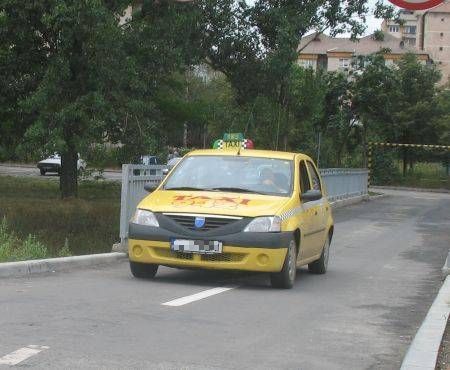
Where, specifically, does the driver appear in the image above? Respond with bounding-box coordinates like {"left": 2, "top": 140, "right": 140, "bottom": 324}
{"left": 260, "top": 168, "right": 286, "bottom": 193}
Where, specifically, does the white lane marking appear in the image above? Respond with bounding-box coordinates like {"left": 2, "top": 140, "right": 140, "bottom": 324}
{"left": 162, "top": 286, "right": 237, "bottom": 307}
{"left": 0, "top": 345, "right": 49, "bottom": 366}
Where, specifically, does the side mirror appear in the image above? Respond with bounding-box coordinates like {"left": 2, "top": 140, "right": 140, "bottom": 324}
{"left": 144, "top": 183, "right": 158, "bottom": 192}
{"left": 301, "top": 189, "right": 322, "bottom": 203}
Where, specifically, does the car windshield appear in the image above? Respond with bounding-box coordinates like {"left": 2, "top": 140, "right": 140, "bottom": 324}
{"left": 163, "top": 155, "right": 293, "bottom": 197}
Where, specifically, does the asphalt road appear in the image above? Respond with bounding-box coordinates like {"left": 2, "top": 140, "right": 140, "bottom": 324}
{"left": 0, "top": 164, "right": 122, "bottom": 181}
{"left": 1, "top": 189, "right": 449, "bottom": 369}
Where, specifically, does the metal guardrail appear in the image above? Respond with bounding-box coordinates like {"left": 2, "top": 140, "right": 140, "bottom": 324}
{"left": 320, "top": 168, "right": 368, "bottom": 202}
{"left": 119, "top": 165, "right": 368, "bottom": 245}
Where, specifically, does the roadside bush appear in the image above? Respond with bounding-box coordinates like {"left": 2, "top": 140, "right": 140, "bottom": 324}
{"left": 15, "top": 234, "right": 48, "bottom": 261}
{"left": 85, "top": 144, "right": 122, "bottom": 169}
{"left": 0, "top": 216, "right": 71, "bottom": 262}
{"left": 0, "top": 217, "right": 16, "bottom": 262}
{"left": 371, "top": 151, "right": 400, "bottom": 185}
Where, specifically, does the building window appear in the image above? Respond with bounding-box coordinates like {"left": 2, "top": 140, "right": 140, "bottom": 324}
{"left": 299, "top": 59, "right": 314, "bottom": 68}
{"left": 441, "top": 32, "right": 444, "bottom": 37}
{"left": 389, "top": 25, "right": 400, "bottom": 33}
{"left": 440, "top": 47, "right": 443, "bottom": 51}
{"left": 339, "top": 58, "right": 350, "bottom": 69}
{"left": 404, "top": 37, "right": 416, "bottom": 46}
{"left": 404, "top": 26, "right": 417, "bottom": 35}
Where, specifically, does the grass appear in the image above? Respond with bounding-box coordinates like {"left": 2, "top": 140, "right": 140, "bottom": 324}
{"left": 0, "top": 176, "right": 121, "bottom": 259}
{"left": 394, "top": 162, "right": 450, "bottom": 189}
{"left": 375, "top": 162, "right": 450, "bottom": 190}
{"left": 368, "top": 191, "right": 382, "bottom": 196}
{"left": 0, "top": 217, "right": 67, "bottom": 262}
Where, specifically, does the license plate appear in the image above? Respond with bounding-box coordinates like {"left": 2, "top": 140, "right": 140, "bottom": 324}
{"left": 170, "top": 239, "right": 223, "bottom": 254}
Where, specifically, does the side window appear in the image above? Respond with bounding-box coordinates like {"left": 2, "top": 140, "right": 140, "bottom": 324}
{"left": 307, "top": 161, "right": 321, "bottom": 191}
{"left": 299, "top": 161, "right": 311, "bottom": 194}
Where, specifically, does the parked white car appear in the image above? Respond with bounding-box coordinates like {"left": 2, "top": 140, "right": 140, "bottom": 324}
{"left": 37, "top": 154, "right": 86, "bottom": 176}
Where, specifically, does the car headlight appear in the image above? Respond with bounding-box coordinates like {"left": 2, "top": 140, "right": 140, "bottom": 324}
{"left": 243, "top": 216, "right": 281, "bottom": 233}
{"left": 131, "top": 209, "right": 159, "bottom": 227}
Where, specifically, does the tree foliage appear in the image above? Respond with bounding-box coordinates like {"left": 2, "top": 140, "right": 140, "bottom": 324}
{"left": 1, "top": 0, "right": 449, "bottom": 196}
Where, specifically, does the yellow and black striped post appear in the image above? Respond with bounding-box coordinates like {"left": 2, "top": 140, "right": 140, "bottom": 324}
{"left": 367, "top": 142, "right": 450, "bottom": 188}
{"left": 367, "top": 142, "right": 373, "bottom": 188}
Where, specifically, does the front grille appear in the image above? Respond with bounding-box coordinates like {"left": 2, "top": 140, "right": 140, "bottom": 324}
{"left": 164, "top": 214, "right": 240, "bottom": 232}
{"left": 154, "top": 248, "right": 193, "bottom": 260}
{"left": 201, "top": 253, "right": 245, "bottom": 263}
{"left": 153, "top": 248, "right": 245, "bottom": 263}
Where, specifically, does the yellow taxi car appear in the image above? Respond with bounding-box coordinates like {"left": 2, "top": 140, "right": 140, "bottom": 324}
{"left": 128, "top": 134, "right": 334, "bottom": 288}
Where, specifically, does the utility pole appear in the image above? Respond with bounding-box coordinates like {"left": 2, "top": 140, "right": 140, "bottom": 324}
{"left": 317, "top": 131, "right": 322, "bottom": 167}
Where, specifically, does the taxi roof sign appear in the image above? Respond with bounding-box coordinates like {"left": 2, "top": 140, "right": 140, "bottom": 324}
{"left": 213, "top": 133, "right": 254, "bottom": 150}
{"left": 223, "top": 133, "right": 244, "bottom": 141}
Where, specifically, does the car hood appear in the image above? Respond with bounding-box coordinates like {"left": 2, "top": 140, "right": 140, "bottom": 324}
{"left": 39, "top": 158, "right": 61, "bottom": 165}
{"left": 138, "top": 190, "right": 290, "bottom": 217}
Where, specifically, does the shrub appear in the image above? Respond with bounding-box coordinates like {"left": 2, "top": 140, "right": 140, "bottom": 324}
{"left": 16, "top": 234, "right": 48, "bottom": 261}
{"left": 0, "top": 216, "right": 50, "bottom": 262}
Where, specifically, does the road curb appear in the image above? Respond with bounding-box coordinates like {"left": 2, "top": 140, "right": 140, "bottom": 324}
{"left": 330, "top": 195, "right": 370, "bottom": 209}
{"left": 0, "top": 252, "right": 127, "bottom": 279}
{"left": 0, "top": 162, "right": 36, "bottom": 169}
{"left": 400, "top": 275, "right": 450, "bottom": 370}
{"left": 443, "top": 251, "right": 450, "bottom": 279}
{"left": 371, "top": 185, "right": 450, "bottom": 194}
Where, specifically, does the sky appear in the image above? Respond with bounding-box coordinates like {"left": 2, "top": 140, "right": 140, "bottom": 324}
{"left": 365, "top": 0, "right": 390, "bottom": 35}
{"left": 244, "top": 0, "right": 394, "bottom": 37}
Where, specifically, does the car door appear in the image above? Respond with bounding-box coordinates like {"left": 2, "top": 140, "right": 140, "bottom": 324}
{"left": 298, "top": 160, "right": 316, "bottom": 261}
{"left": 305, "top": 160, "right": 327, "bottom": 256}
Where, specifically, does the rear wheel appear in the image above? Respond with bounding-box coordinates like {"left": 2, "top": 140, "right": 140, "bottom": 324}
{"left": 308, "top": 236, "right": 330, "bottom": 274}
{"left": 270, "top": 239, "right": 297, "bottom": 289}
{"left": 130, "top": 261, "right": 159, "bottom": 279}
{"left": 39, "top": 169, "right": 46, "bottom": 176}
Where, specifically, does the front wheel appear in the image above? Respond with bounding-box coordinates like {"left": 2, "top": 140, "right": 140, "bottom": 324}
{"left": 130, "top": 261, "right": 159, "bottom": 279}
{"left": 270, "top": 239, "right": 297, "bottom": 289}
{"left": 39, "top": 169, "right": 46, "bottom": 176}
{"left": 308, "top": 236, "right": 330, "bottom": 274}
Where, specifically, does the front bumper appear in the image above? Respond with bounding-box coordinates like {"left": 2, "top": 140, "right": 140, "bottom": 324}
{"left": 129, "top": 240, "right": 287, "bottom": 272}
{"left": 37, "top": 163, "right": 60, "bottom": 172}
{"left": 128, "top": 223, "right": 292, "bottom": 272}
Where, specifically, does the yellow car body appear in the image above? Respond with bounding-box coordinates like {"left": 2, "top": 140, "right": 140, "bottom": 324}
{"left": 128, "top": 148, "right": 334, "bottom": 287}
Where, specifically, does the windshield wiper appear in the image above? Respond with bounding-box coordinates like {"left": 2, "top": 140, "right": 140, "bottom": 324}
{"left": 209, "top": 187, "right": 264, "bottom": 195}
{"left": 164, "top": 186, "right": 208, "bottom": 191}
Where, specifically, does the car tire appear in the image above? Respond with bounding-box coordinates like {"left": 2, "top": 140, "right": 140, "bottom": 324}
{"left": 130, "top": 261, "right": 159, "bottom": 279}
{"left": 39, "top": 169, "right": 46, "bottom": 176}
{"left": 308, "top": 236, "right": 331, "bottom": 274}
{"left": 270, "top": 239, "right": 297, "bottom": 289}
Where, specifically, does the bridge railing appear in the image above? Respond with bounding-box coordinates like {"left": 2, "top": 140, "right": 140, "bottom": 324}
{"left": 119, "top": 165, "right": 368, "bottom": 245}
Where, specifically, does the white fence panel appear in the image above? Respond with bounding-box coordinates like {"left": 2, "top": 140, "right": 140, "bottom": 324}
{"left": 319, "top": 168, "right": 368, "bottom": 202}
{"left": 119, "top": 164, "right": 166, "bottom": 244}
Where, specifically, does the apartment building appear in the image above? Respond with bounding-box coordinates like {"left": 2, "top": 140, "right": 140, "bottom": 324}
{"left": 297, "top": 33, "right": 429, "bottom": 73}
{"left": 382, "top": 2, "right": 450, "bottom": 84}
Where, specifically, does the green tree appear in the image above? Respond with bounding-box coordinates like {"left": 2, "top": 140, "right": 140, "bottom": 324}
{"left": 1, "top": 0, "right": 201, "bottom": 197}
{"left": 353, "top": 53, "right": 442, "bottom": 174}
{"left": 197, "top": 0, "right": 393, "bottom": 151}
{"left": 0, "top": 2, "right": 51, "bottom": 161}
{"left": 1, "top": 1, "right": 133, "bottom": 197}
